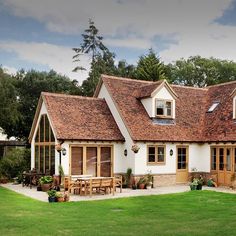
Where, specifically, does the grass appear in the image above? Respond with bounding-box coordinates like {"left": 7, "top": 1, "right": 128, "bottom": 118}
{"left": 1, "top": 187, "right": 236, "bottom": 236}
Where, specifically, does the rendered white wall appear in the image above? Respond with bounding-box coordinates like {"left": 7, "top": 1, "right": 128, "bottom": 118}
{"left": 141, "top": 97, "right": 152, "bottom": 117}
{"left": 134, "top": 142, "right": 177, "bottom": 175}
{"left": 133, "top": 142, "right": 210, "bottom": 175}
{"left": 98, "top": 83, "right": 135, "bottom": 172}
{"left": 188, "top": 144, "right": 210, "bottom": 172}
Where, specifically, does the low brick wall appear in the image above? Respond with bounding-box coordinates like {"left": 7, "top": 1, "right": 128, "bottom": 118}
{"left": 153, "top": 174, "right": 176, "bottom": 187}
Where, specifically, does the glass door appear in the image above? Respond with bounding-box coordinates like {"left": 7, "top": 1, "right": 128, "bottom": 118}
{"left": 176, "top": 147, "right": 189, "bottom": 183}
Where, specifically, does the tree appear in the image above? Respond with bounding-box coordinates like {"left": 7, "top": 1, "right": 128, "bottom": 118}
{"left": 72, "top": 19, "right": 109, "bottom": 72}
{"left": 167, "top": 56, "right": 236, "bottom": 87}
{"left": 135, "top": 49, "right": 166, "bottom": 81}
{"left": 0, "top": 68, "right": 20, "bottom": 139}
{"left": 0, "top": 70, "right": 81, "bottom": 140}
{"left": 115, "top": 60, "right": 136, "bottom": 78}
{"left": 81, "top": 51, "right": 116, "bottom": 96}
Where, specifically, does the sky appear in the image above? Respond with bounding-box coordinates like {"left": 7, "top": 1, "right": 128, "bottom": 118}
{"left": 1, "top": 0, "right": 236, "bottom": 84}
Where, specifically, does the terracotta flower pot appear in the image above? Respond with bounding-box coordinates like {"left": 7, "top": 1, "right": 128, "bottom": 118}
{"left": 139, "top": 183, "right": 145, "bottom": 189}
{"left": 57, "top": 197, "right": 64, "bottom": 202}
{"left": 41, "top": 183, "right": 51, "bottom": 192}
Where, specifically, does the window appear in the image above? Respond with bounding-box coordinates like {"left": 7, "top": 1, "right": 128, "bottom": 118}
{"left": 207, "top": 102, "right": 219, "bottom": 113}
{"left": 156, "top": 99, "right": 173, "bottom": 118}
{"left": 35, "top": 115, "right": 55, "bottom": 174}
{"left": 211, "top": 148, "right": 217, "bottom": 171}
{"left": 147, "top": 145, "right": 165, "bottom": 164}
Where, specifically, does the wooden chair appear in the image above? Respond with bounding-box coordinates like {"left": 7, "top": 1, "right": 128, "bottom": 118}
{"left": 89, "top": 179, "right": 102, "bottom": 197}
{"left": 100, "top": 178, "right": 114, "bottom": 195}
{"left": 114, "top": 175, "right": 122, "bottom": 193}
{"left": 68, "top": 177, "right": 81, "bottom": 195}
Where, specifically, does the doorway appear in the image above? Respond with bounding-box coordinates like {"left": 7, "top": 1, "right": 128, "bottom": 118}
{"left": 176, "top": 146, "right": 189, "bottom": 183}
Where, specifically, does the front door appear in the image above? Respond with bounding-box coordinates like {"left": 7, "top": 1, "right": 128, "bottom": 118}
{"left": 211, "top": 146, "right": 235, "bottom": 186}
{"left": 176, "top": 146, "right": 189, "bottom": 183}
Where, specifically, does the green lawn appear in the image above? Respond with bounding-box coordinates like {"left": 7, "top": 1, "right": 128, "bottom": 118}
{"left": 1, "top": 187, "right": 236, "bottom": 236}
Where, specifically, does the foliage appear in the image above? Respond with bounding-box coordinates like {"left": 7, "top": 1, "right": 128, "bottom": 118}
{"left": 0, "top": 148, "right": 30, "bottom": 179}
{"left": 0, "top": 69, "right": 81, "bottom": 140}
{"left": 167, "top": 56, "right": 236, "bottom": 87}
{"left": 80, "top": 51, "right": 116, "bottom": 96}
{"left": 2, "top": 188, "right": 236, "bottom": 235}
{"left": 72, "top": 19, "right": 109, "bottom": 72}
{"left": 47, "top": 189, "right": 57, "bottom": 197}
{"left": 58, "top": 165, "right": 64, "bottom": 177}
{"left": 134, "top": 49, "right": 166, "bottom": 81}
{"left": 39, "top": 176, "right": 53, "bottom": 184}
{"left": 0, "top": 67, "right": 21, "bottom": 139}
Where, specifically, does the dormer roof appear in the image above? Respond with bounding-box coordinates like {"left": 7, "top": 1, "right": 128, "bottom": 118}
{"left": 133, "top": 80, "right": 178, "bottom": 99}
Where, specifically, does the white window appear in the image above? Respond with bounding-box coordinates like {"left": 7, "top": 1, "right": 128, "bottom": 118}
{"left": 156, "top": 99, "right": 173, "bottom": 118}
{"left": 207, "top": 102, "right": 219, "bottom": 113}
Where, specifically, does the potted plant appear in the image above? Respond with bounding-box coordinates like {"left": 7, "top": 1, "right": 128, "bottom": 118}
{"left": 190, "top": 178, "right": 198, "bottom": 190}
{"left": 64, "top": 191, "right": 70, "bottom": 202}
{"left": 47, "top": 190, "right": 57, "bottom": 203}
{"left": 39, "top": 176, "right": 53, "bottom": 192}
{"left": 131, "top": 179, "right": 137, "bottom": 190}
{"left": 146, "top": 171, "right": 153, "bottom": 190}
{"left": 125, "top": 168, "right": 132, "bottom": 188}
{"left": 138, "top": 177, "right": 146, "bottom": 189}
{"left": 56, "top": 192, "right": 64, "bottom": 202}
{"left": 131, "top": 144, "right": 140, "bottom": 153}
{"left": 196, "top": 175, "right": 204, "bottom": 190}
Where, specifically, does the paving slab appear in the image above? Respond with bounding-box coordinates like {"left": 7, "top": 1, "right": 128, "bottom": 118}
{"left": 1, "top": 183, "right": 235, "bottom": 202}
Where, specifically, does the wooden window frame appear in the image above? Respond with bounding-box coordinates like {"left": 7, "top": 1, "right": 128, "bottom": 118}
{"left": 147, "top": 145, "right": 166, "bottom": 165}
{"left": 155, "top": 99, "right": 173, "bottom": 118}
{"left": 69, "top": 144, "right": 114, "bottom": 177}
{"left": 34, "top": 114, "right": 55, "bottom": 174}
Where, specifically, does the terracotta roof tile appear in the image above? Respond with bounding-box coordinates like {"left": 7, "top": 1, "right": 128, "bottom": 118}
{"left": 42, "top": 92, "right": 124, "bottom": 141}
{"left": 100, "top": 75, "right": 236, "bottom": 142}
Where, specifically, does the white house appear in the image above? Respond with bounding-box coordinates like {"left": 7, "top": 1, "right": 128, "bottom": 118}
{"left": 29, "top": 75, "right": 236, "bottom": 187}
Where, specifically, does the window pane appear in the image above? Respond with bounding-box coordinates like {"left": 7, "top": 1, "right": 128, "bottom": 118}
{"left": 86, "top": 147, "right": 97, "bottom": 177}
{"left": 157, "top": 147, "right": 165, "bottom": 162}
{"left": 226, "top": 148, "right": 231, "bottom": 171}
{"left": 166, "top": 102, "right": 172, "bottom": 116}
{"left": 71, "top": 147, "right": 83, "bottom": 175}
{"left": 40, "top": 146, "right": 44, "bottom": 173}
{"left": 45, "top": 146, "right": 50, "bottom": 174}
{"left": 148, "top": 147, "right": 155, "bottom": 162}
{"left": 219, "top": 148, "right": 224, "bottom": 170}
{"left": 50, "top": 145, "right": 55, "bottom": 175}
{"left": 35, "top": 145, "right": 39, "bottom": 171}
{"left": 50, "top": 127, "right": 55, "bottom": 142}
{"left": 177, "top": 148, "right": 187, "bottom": 170}
{"left": 40, "top": 116, "right": 44, "bottom": 142}
{"left": 211, "top": 148, "right": 217, "bottom": 170}
{"left": 101, "top": 147, "right": 111, "bottom": 177}
{"left": 156, "top": 100, "right": 164, "bottom": 115}
{"left": 45, "top": 116, "right": 49, "bottom": 142}
{"left": 35, "top": 129, "right": 39, "bottom": 143}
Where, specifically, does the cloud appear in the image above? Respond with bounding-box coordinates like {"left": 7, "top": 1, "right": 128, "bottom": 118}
{"left": 104, "top": 37, "right": 151, "bottom": 49}
{"left": 2, "top": 65, "right": 17, "bottom": 75}
{"left": 0, "top": 41, "right": 90, "bottom": 83}
{"left": 1, "top": 0, "right": 236, "bottom": 69}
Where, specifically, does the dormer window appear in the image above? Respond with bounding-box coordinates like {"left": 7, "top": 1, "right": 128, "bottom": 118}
{"left": 156, "top": 99, "right": 173, "bottom": 118}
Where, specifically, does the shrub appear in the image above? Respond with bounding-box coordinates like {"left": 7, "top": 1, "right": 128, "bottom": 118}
{"left": 0, "top": 148, "right": 30, "bottom": 179}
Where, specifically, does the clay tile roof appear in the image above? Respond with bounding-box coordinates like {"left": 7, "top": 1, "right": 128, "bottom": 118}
{"left": 100, "top": 75, "right": 236, "bottom": 142}
{"left": 133, "top": 81, "right": 164, "bottom": 98}
{"left": 42, "top": 92, "right": 125, "bottom": 141}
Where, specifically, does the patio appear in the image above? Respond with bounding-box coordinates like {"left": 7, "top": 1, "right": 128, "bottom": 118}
{"left": 2, "top": 182, "right": 236, "bottom": 202}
